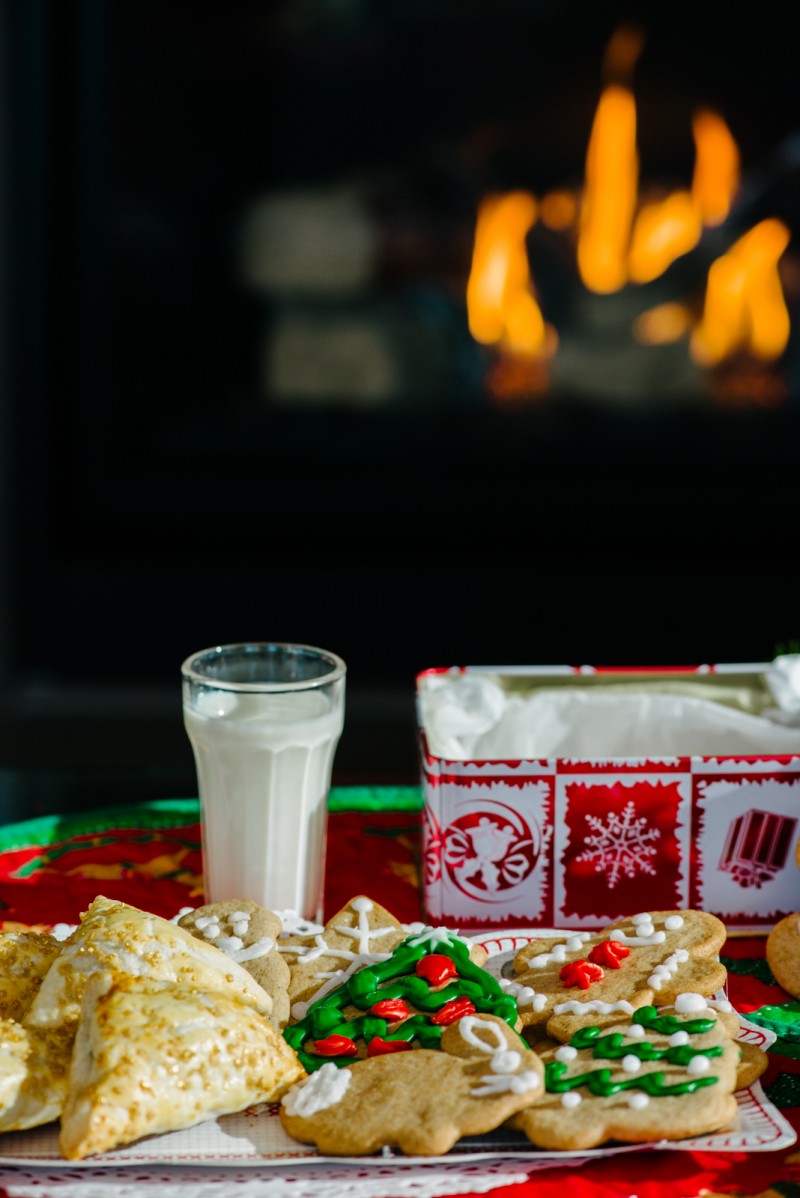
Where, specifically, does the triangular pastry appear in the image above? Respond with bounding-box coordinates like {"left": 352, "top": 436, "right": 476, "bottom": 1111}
{"left": 60, "top": 972, "right": 305, "bottom": 1159}
{"left": 0, "top": 931, "right": 62, "bottom": 1022}
{"left": 0, "top": 1018, "right": 73, "bottom": 1132}
{"left": 24, "top": 896, "right": 272, "bottom": 1030}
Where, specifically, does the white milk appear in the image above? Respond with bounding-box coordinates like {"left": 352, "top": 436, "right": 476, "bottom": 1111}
{"left": 183, "top": 687, "right": 344, "bottom": 920}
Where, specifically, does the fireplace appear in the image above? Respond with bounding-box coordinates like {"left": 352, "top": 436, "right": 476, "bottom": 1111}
{"left": 1, "top": 0, "right": 798, "bottom": 797}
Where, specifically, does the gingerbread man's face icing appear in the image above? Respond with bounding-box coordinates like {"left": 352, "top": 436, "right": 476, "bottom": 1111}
{"left": 510, "top": 910, "right": 727, "bottom": 1037}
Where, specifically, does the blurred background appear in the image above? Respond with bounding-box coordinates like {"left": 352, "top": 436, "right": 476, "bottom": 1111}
{"left": 1, "top": 0, "right": 799, "bottom": 817}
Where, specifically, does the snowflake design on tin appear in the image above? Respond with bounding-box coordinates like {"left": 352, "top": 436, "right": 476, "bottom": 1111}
{"left": 576, "top": 800, "right": 661, "bottom": 888}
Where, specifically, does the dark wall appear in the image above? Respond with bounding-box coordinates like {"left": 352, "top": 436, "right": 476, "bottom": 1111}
{"left": 2, "top": 0, "right": 799, "bottom": 799}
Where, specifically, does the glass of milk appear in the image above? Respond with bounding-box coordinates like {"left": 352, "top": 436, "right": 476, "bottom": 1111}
{"left": 181, "top": 642, "right": 346, "bottom": 921}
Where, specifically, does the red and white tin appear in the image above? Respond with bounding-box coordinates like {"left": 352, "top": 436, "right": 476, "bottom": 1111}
{"left": 417, "top": 663, "right": 800, "bottom": 933}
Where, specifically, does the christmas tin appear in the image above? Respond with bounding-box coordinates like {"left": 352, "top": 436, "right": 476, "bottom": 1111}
{"left": 416, "top": 661, "right": 800, "bottom": 932}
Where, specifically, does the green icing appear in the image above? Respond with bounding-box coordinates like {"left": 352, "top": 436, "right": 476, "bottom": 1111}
{"left": 283, "top": 927, "right": 520, "bottom": 1073}
{"left": 545, "top": 1061, "right": 718, "bottom": 1097}
{"left": 543, "top": 1013, "right": 723, "bottom": 1099}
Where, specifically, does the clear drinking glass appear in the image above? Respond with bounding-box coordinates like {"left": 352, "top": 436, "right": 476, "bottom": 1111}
{"left": 181, "top": 642, "right": 346, "bottom": 921}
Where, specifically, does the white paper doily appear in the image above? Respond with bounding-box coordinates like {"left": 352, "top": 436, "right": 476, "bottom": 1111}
{"left": 0, "top": 1158, "right": 554, "bottom": 1198}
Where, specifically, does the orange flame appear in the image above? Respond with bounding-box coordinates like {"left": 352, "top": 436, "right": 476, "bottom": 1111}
{"left": 690, "top": 219, "right": 791, "bottom": 365}
{"left": 578, "top": 83, "right": 639, "bottom": 294}
{"left": 466, "top": 27, "right": 789, "bottom": 384}
{"left": 466, "top": 191, "right": 547, "bottom": 356}
{"left": 691, "top": 108, "right": 740, "bottom": 226}
{"left": 628, "top": 191, "right": 702, "bottom": 284}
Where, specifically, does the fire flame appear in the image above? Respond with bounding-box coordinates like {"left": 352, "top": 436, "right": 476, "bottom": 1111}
{"left": 466, "top": 191, "right": 547, "bottom": 356}
{"left": 690, "top": 218, "right": 791, "bottom": 365}
{"left": 466, "top": 26, "right": 790, "bottom": 386}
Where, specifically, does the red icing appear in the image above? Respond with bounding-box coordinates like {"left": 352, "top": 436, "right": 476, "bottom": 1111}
{"left": 369, "top": 998, "right": 411, "bottom": 1021}
{"left": 367, "top": 1037, "right": 415, "bottom": 1057}
{"left": 588, "top": 939, "right": 631, "bottom": 969}
{"left": 312, "top": 1035, "right": 359, "bottom": 1057}
{"left": 559, "top": 959, "right": 605, "bottom": 990}
{"left": 430, "top": 997, "right": 477, "bottom": 1025}
{"left": 416, "top": 954, "right": 458, "bottom": 987}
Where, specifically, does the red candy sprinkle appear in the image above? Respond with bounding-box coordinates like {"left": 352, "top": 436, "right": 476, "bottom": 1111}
{"left": 430, "top": 997, "right": 477, "bottom": 1026}
{"left": 559, "top": 959, "right": 605, "bottom": 990}
{"left": 588, "top": 939, "right": 631, "bottom": 969}
{"left": 367, "top": 1037, "right": 415, "bottom": 1057}
{"left": 369, "top": 998, "right": 411, "bottom": 1022}
{"left": 416, "top": 954, "right": 458, "bottom": 987}
{"left": 312, "top": 1035, "right": 359, "bottom": 1057}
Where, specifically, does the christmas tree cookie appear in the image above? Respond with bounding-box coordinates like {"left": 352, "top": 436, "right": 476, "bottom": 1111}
{"left": 509, "top": 910, "right": 728, "bottom": 1037}
{"left": 508, "top": 1001, "right": 740, "bottom": 1150}
{"left": 283, "top": 924, "right": 521, "bottom": 1073}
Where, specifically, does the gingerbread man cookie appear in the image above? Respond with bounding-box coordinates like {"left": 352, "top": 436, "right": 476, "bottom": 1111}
{"left": 510, "top": 910, "right": 727, "bottom": 1038}
{"left": 509, "top": 1001, "right": 740, "bottom": 1150}
{"left": 275, "top": 896, "right": 409, "bottom": 1017}
{"left": 280, "top": 1013, "right": 543, "bottom": 1156}
{"left": 178, "top": 899, "right": 291, "bottom": 1030}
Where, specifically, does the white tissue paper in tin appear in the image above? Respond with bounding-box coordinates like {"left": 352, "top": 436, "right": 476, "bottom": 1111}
{"left": 419, "top": 666, "right": 800, "bottom": 760}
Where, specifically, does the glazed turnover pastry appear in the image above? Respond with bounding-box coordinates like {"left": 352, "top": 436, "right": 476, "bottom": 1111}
{"left": 0, "top": 1019, "right": 73, "bottom": 1133}
{"left": 24, "top": 896, "right": 273, "bottom": 1029}
{"left": 0, "top": 931, "right": 62, "bottom": 1022}
{"left": 60, "top": 972, "right": 305, "bottom": 1159}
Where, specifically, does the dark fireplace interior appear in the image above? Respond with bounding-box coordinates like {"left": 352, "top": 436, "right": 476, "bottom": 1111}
{"left": 1, "top": 0, "right": 799, "bottom": 815}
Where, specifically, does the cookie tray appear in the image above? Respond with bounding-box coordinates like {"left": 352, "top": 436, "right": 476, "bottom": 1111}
{"left": 0, "top": 932, "right": 794, "bottom": 1169}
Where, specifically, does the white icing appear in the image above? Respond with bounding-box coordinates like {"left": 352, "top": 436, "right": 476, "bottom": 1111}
{"left": 170, "top": 906, "right": 195, "bottom": 924}
{"left": 627, "top": 1092, "right": 649, "bottom": 1109}
{"left": 203, "top": 925, "right": 220, "bottom": 940}
{"left": 669, "top": 1031, "right": 690, "bottom": 1047}
{"left": 215, "top": 934, "right": 244, "bottom": 953}
{"left": 626, "top": 1024, "right": 646, "bottom": 1038}
{"left": 500, "top": 978, "right": 547, "bottom": 1012}
{"left": 470, "top": 1069, "right": 541, "bottom": 1097}
{"left": 561, "top": 1091, "right": 582, "bottom": 1108}
{"left": 228, "top": 936, "right": 275, "bottom": 964}
{"left": 276, "top": 911, "right": 326, "bottom": 938}
{"left": 229, "top": 910, "right": 250, "bottom": 922}
{"left": 404, "top": 926, "right": 471, "bottom": 950}
{"left": 615, "top": 928, "right": 666, "bottom": 946}
{"left": 686, "top": 1055, "right": 711, "bottom": 1075}
{"left": 632, "top": 912, "right": 653, "bottom": 925}
{"left": 647, "top": 949, "right": 689, "bottom": 990}
{"left": 50, "top": 923, "right": 77, "bottom": 942}
{"left": 282, "top": 1062, "right": 351, "bottom": 1116}
{"left": 553, "top": 999, "right": 635, "bottom": 1016}
{"left": 554, "top": 1045, "right": 578, "bottom": 1062}
{"left": 621, "top": 1054, "right": 641, "bottom": 1073}
{"left": 194, "top": 915, "right": 215, "bottom": 930}
{"left": 528, "top": 934, "right": 590, "bottom": 968}
{"left": 674, "top": 992, "right": 711, "bottom": 1014}
{"left": 232, "top": 919, "right": 250, "bottom": 936}
{"left": 664, "top": 915, "right": 684, "bottom": 930}
{"left": 334, "top": 900, "right": 396, "bottom": 955}
{"left": 459, "top": 1016, "right": 540, "bottom": 1099}
{"left": 490, "top": 1050, "right": 522, "bottom": 1073}
{"left": 289, "top": 952, "right": 393, "bottom": 1020}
